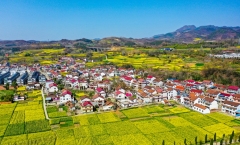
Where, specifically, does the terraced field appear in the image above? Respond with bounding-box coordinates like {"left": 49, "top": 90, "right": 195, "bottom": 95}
{"left": 0, "top": 100, "right": 240, "bottom": 145}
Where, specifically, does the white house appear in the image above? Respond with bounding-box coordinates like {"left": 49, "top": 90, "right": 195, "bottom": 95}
{"left": 60, "top": 90, "right": 74, "bottom": 103}
{"left": 193, "top": 103, "right": 210, "bottom": 114}
{"left": 137, "top": 89, "right": 152, "bottom": 103}
{"left": 201, "top": 97, "right": 218, "bottom": 110}
{"left": 48, "top": 83, "right": 58, "bottom": 93}
{"left": 92, "top": 94, "right": 105, "bottom": 106}
{"left": 222, "top": 100, "right": 240, "bottom": 117}
{"left": 166, "top": 88, "right": 178, "bottom": 100}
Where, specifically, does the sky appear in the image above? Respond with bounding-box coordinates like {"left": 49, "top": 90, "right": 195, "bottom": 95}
{"left": 0, "top": 0, "right": 240, "bottom": 40}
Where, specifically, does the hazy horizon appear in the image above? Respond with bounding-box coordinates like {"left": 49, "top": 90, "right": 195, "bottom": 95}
{"left": 0, "top": 0, "right": 240, "bottom": 40}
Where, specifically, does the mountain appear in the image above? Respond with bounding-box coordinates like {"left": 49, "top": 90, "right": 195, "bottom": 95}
{"left": 153, "top": 25, "right": 240, "bottom": 42}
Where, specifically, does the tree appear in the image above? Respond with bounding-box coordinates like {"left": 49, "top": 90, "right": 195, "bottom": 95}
{"left": 210, "top": 139, "right": 213, "bottom": 145}
{"left": 199, "top": 140, "right": 203, "bottom": 145}
{"left": 229, "top": 133, "right": 234, "bottom": 144}
{"left": 162, "top": 140, "right": 165, "bottom": 145}
{"left": 214, "top": 133, "right": 216, "bottom": 141}
{"left": 12, "top": 81, "right": 18, "bottom": 90}
{"left": 238, "top": 135, "right": 240, "bottom": 142}
{"left": 205, "top": 134, "right": 208, "bottom": 143}
{"left": 4, "top": 83, "right": 9, "bottom": 90}
{"left": 184, "top": 138, "right": 187, "bottom": 145}
{"left": 174, "top": 141, "right": 175, "bottom": 145}
{"left": 220, "top": 139, "right": 223, "bottom": 145}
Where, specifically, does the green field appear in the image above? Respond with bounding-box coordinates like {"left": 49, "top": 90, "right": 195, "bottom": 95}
{"left": 0, "top": 99, "right": 240, "bottom": 145}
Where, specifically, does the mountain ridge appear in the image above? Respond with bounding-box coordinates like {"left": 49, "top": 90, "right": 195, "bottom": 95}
{"left": 153, "top": 25, "right": 240, "bottom": 42}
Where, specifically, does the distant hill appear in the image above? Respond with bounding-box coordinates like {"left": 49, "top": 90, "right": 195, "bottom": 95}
{"left": 153, "top": 25, "right": 240, "bottom": 42}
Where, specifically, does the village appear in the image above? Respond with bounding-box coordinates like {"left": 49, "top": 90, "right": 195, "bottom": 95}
{"left": 1, "top": 56, "right": 240, "bottom": 118}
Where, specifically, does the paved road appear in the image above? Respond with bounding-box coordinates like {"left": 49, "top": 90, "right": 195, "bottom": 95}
{"left": 41, "top": 87, "right": 49, "bottom": 120}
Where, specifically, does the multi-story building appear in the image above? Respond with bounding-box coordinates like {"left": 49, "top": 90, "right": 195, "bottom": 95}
{"left": 222, "top": 100, "right": 240, "bottom": 117}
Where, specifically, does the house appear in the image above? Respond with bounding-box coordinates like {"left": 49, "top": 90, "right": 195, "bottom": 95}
{"left": 48, "top": 83, "right": 58, "bottom": 93}
{"left": 190, "top": 89, "right": 203, "bottom": 96}
{"left": 115, "top": 89, "right": 126, "bottom": 100}
{"left": 81, "top": 101, "right": 93, "bottom": 113}
{"left": 102, "top": 101, "right": 114, "bottom": 111}
{"left": 202, "top": 80, "right": 214, "bottom": 88}
{"left": 175, "top": 85, "right": 185, "bottom": 93}
{"left": 205, "top": 89, "right": 220, "bottom": 99}
{"left": 92, "top": 94, "right": 105, "bottom": 106}
{"left": 193, "top": 103, "right": 210, "bottom": 114}
{"left": 146, "top": 75, "right": 156, "bottom": 84}
{"left": 137, "top": 89, "right": 152, "bottom": 103}
{"left": 189, "top": 92, "right": 200, "bottom": 107}
{"left": 152, "top": 78, "right": 164, "bottom": 87}
{"left": 79, "top": 96, "right": 91, "bottom": 103}
{"left": 166, "top": 88, "right": 178, "bottom": 100}
{"left": 201, "top": 97, "right": 218, "bottom": 110}
{"left": 13, "top": 95, "right": 25, "bottom": 101}
{"left": 60, "top": 90, "right": 74, "bottom": 104}
{"left": 228, "top": 86, "right": 240, "bottom": 94}
{"left": 233, "top": 94, "right": 240, "bottom": 103}
{"left": 222, "top": 100, "right": 240, "bottom": 117}
{"left": 96, "top": 87, "right": 106, "bottom": 97}
{"left": 217, "top": 93, "right": 231, "bottom": 102}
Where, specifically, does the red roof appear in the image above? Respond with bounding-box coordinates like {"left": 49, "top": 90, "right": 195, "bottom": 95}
{"left": 190, "top": 89, "right": 203, "bottom": 94}
{"left": 124, "top": 76, "right": 132, "bottom": 81}
{"left": 187, "top": 80, "right": 195, "bottom": 83}
{"left": 220, "top": 93, "right": 231, "bottom": 97}
{"left": 186, "top": 84, "right": 194, "bottom": 86}
{"left": 228, "top": 86, "right": 239, "bottom": 91}
{"left": 62, "top": 90, "right": 72, "bottom": 96}
{"left": 96, "top": 87, "right": 103, "bottom": 93}
{"left": 82, "top": 101, "right": 93, "bottom": 107}
{"left": 49, "top": 83, "right": 57, "bottom": 88}
{"left": 147, "top": 75, "right": 153, "bottom": 79}
{"left": 125, "top": 92, "right": 132, "bottom": 97}
{"left": 176, "top": 86, "right": 185, "bottom": 91}
{"left": 115, "top": 90, "right": 123, "bottom": 95}
{"left": 194, "top": 103, "right": 207, "bottom": 110}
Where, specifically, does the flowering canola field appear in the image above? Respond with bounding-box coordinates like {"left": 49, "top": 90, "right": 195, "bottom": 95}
{"left": 0, "top": 102, "right": 240, "bottom": 145}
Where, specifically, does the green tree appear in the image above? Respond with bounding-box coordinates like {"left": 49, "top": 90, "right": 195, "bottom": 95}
{"left": 11, "top": 81, "right": 18, "bottom": 90}
{"left": 205, "top": 134, "right": 208, "bottom": 143}
{"left": 195, "top": 136, "right": 197, "bottom": 145}
{"left": 229, "top": 132, "right": 234, "bottom": 144}
{"left": 184, "top": 138, "right": 187, "bottom": 145}
{"left": 210, "top": 139, "right": 213, "bottom": 145}
{"left": 214, "top": 133, "right": 216, "bottom": 141}
{"left": 4, "top": 83, "right": 9, "bottom": 90}
{"left": 162, "top": 140, "right": 165, "bottom": 145}
{"left": 220, "top": 139, "right": 223, "bottom": 145}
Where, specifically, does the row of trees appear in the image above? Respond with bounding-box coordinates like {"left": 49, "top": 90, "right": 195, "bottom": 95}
{"left": 162, "top": 131, "right": 240, "bottom": 145}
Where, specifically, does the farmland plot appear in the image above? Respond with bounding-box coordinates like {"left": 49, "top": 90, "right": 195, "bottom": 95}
{"left": 97, "top": 112, "right": 120, "bottom": 123}
{"left": 111, "top": 134, "right": 152, "bottom": 145}
{"left": 146, "top": 131, "right": 183, "bottom": 145}
{"left": 104, "top": 121, "right": 140, "bottom": 136}
{"left": 121, "top": 108, "right": 149, "bottom": 118}
{"left": 133, "top": 119, "right": 170, "bottom": 134}
{"left": 203, "top": 123, "right": 239, "bottom": 138}
{"left": 207, "top": 112, "right": 234, "bottom": 123}
{"left": 179, "top": 112, "right": 219, "bottom": 127}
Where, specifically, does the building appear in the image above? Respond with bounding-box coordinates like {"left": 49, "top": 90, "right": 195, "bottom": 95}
{"left": 17, "top": 72, "right": 28, "bottom": 85}
{"left": 0, "top": 71, "right": 10, "bottom": 84}
{"left": 39, "top": 75, "right": 47, "bottom": 84}
{"left": 222, "top": 100, "right": 240, "bottom": 117}
{"left": 193, "top": 103, "right": 210, "bottom": 114}
{"left": 4, "top": 72, "right": 20, "bottom": 85}
{"left": 81, "top": 101, "right": 93, "bottom": 113}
